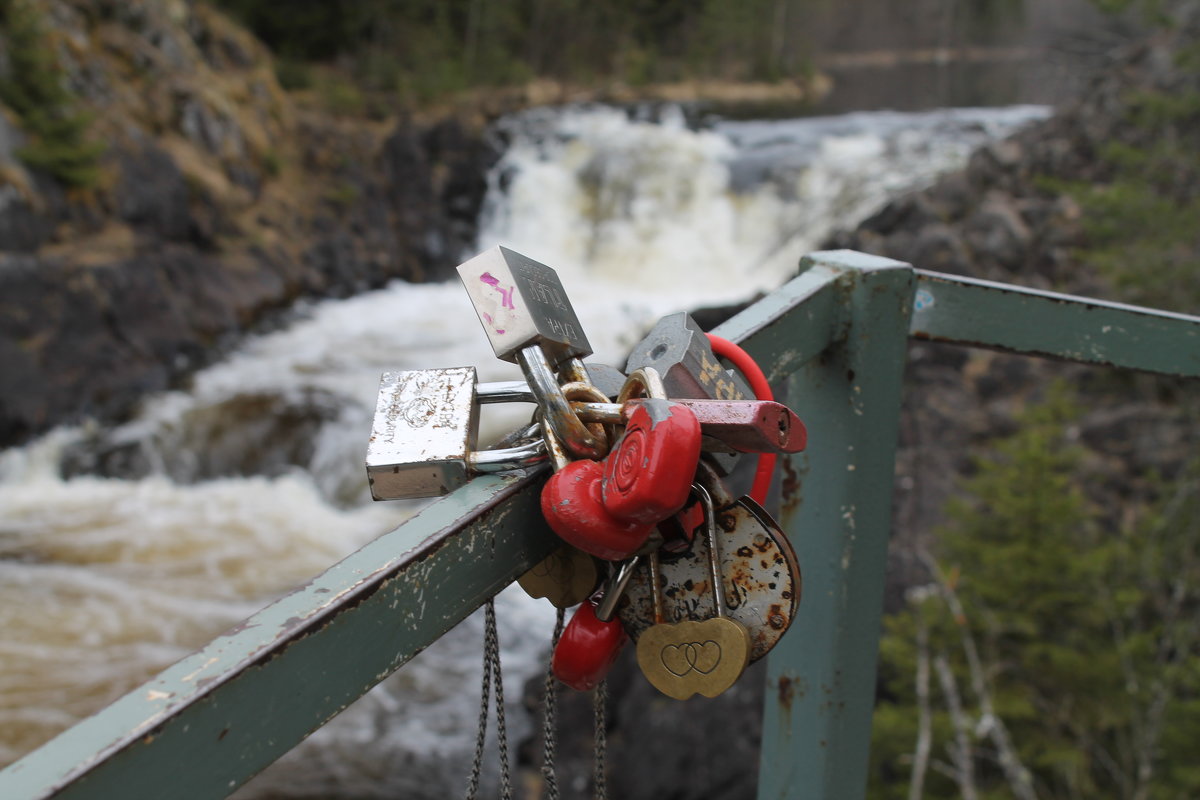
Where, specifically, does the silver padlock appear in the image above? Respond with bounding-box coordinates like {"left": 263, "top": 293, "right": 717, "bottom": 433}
{"left": 366, "top": 366, "right": 545, "bottom": 500}
{"left": 457, "top": 246, "right": 604, "bottom": 460}
{"left": 456, "top": 246, "right": 591, "bottom": 366}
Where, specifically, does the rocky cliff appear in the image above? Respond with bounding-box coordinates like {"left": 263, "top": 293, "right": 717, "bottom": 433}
{"left": 0, "top": 0, "right": 496, "bottom": 447}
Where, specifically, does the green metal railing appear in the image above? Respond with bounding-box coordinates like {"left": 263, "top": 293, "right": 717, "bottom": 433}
{"left": 2, "top": 250, "right": 1197, "bottom": 799}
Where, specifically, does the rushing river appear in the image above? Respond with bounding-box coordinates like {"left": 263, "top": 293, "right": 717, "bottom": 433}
{"left": 0, "top": 103, "right": 1049, "bottom": 797}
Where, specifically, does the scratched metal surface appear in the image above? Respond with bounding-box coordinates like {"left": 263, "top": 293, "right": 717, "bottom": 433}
{"left": 616, "top": 500, "right": 802, "bottom": 663}
{"left": 911, "top": 268, "right": 1200, "bottom": 377}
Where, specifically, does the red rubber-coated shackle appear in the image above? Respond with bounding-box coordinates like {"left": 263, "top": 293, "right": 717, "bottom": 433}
{"left": 601, "top": 398, "right": 700, "bottom": 524}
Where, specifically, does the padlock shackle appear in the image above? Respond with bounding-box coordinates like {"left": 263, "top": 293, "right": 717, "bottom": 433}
{"left": 569, "top": 398, "right": 806, "bottom": 454}
{"left": 468, "top": 440, "right": 548, "bottom": 473}
{"left": 594, "top": 556, "right": 641, "bottom": 623}
{"left": 518, "top": 345, "right": 607, "bottom": 460}
{"left": 617, "top": 367, "right": 668, "bottom": 403}
{"left": 694, "top": 483, "right": 729, "bottom": 618}
{"left": 476, "top": 381, "right": 536, "bottom": 404}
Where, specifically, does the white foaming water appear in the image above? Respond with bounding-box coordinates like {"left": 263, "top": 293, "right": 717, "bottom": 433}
{"left": 0, "top": 102, "right": 1049, "bottom": 796}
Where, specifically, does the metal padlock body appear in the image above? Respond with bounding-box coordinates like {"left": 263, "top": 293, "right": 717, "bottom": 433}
{"left": 552, "top": 601, "right": 628, "bottom": 691}
{"left": 601, "top": 398, "right": 702, "bottom": 525}
{"left": 617, "top": 497, "right": 801, "bottom": 662}
{"left": 573, "top": 397, "right": 807, "bottom": 455}
{"left": 367, "top": 367, "right": 479, "bottom": 499}
{"left": 366, "top": 367, "right": 544, "bottom": 500}
{"left": 456, "top": 246, "right": 591, "bottom": 365}
{"left": 541, "top": 459, "right": 654, "bottom": 561}
{"left": 625, "top": 312, "right": 752, "bottom": 403}
{"left": 625, "top": 312, "right": 752, "bottom": 476}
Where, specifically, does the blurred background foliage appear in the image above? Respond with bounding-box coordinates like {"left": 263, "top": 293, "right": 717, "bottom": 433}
{"left": 211, "top": 0, "right": 1041, "bottom": 105}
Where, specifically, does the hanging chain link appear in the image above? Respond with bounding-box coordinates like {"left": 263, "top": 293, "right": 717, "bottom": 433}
{"left": 593, "top": 680, "right": 608, "bottom": 800}
{"left": 540, "top": 607, "right": 566, "bottom": 800}
{"left": 465, "top": 598, "right": 512, "bottom": 800}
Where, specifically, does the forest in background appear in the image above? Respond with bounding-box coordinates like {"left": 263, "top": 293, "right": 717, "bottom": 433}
{"left": 211, "top": 0, "right": 1054, "bottom": 109}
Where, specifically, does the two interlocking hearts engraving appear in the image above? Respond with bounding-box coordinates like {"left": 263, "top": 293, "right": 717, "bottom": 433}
{"left": 636, "top": 618, "right": 750, "bottom": 700}
{"left": 661, "top": 640, "right": 722, "bottom": 676}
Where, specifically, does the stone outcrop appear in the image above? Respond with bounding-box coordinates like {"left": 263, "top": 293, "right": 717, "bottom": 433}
{"left": 0, "top": 0, "right": 497, "bottom": 447}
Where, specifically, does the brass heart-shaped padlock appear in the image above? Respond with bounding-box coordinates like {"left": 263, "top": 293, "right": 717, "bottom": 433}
{"left": 637, "top": 617, "right": 750, "bottom": 699}
{"left": 634, "top": 484, "right": 753, "bottom": 700}
{"left": 518, "top": 544, "right": 598, "bottom": 608}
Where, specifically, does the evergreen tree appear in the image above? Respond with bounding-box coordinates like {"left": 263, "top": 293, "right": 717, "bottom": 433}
{"left": 870, "top": 387, "right": 1200, "bottom": 799}
{"left": 0, "top": 0, "right": 104, "bottom": 188}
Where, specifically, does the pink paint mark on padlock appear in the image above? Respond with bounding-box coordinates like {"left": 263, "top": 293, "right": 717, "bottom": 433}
{"left": 479, "top": 272, "right": 516, "bottom": 309}
{"left": 481, "top": 311, "right": 505, "bottom": 335}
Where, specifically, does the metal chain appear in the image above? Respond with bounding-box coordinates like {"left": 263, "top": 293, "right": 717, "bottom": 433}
{"left": 465, "top": 598, "right": 512, "bottom": 800}
{"left": 489, "top": 600, "right": 512, "bottom": 800}
{"left": 593, "top": 680, "right": 608, "bottom": 800}
{"left": 540, "top": 607, "right": 566, "bottom": 800}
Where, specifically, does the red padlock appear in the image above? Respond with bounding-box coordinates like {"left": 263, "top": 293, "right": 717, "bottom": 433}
{"left": 541, "top": 400, "right": 701, "bottom": 560}
{"left": 552, "top": 558, "right": 639, "bottom": 690}
{"left": 601, "top": 398, "right": 700, "bottom": 524}
{"left": 552, "top": 600, "right": 627, "bottom": 691}
{"left": 541, "top": 459, "right": 653, "bottom": 561}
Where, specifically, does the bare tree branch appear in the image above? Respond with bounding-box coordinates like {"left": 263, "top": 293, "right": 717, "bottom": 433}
{"left": 934, "top": 652, "right": 978, "bottom": 800}
{"left": 909, "top": 590, "right": 934, "bottom": 800}
{"left": 919, "top": 550, "right": 1039, "bottom": 800}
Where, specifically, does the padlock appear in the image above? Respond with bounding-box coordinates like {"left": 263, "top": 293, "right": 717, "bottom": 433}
{"left": 571, "top": 397, "right": 807, "bottom": 455}
{"left": 517, "top": 544, "right": 599, "bottom": 609}
{"left": 365, "top": 367, "right": 546, "bottom": 500}
{"left": 457, "top": 246, "right": 604, "bottom": 460}
{"left": 599, "top": 397, "right": 701, "bottom": 524}
{"left": 625, "top": 312, "right": 753, "bottom": 402}
{"left": 517, "top": 382, "right": 613, "bottom": 607}
{"left": 635, "top": 488, "right": 751, "bottom": 700}
{"left": 625, "top": 312, "right": 754, "bottom": 476}
{"left": 600, "top": 367, "right": 701, "bottom": 524}
{"left": 457, "top": 246, "right": 591, "bottom": 367}
{"left": 517, "top": 384, "right": 610, "bottom": 608}
{"left": 540, "top": 368, "right": 701, "bottom": 560}
{"left": 539, "top": 423, "right": 653, "bottom": 561}
{"left": 551, "top": 557, "right": 639, "bottom": 691}
{"left": 618, "top": 461, "right": 801, "bottom": 663}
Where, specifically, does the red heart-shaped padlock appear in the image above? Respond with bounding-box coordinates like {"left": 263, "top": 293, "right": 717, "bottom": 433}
{"left": 601, "top": 399, "right": 701, "bottom": 524}
{"left": 552, "top": 600, "right": 627, "bottom": 691}
{"left": 541, "top": 459, "right": 654, "bottom": 561}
